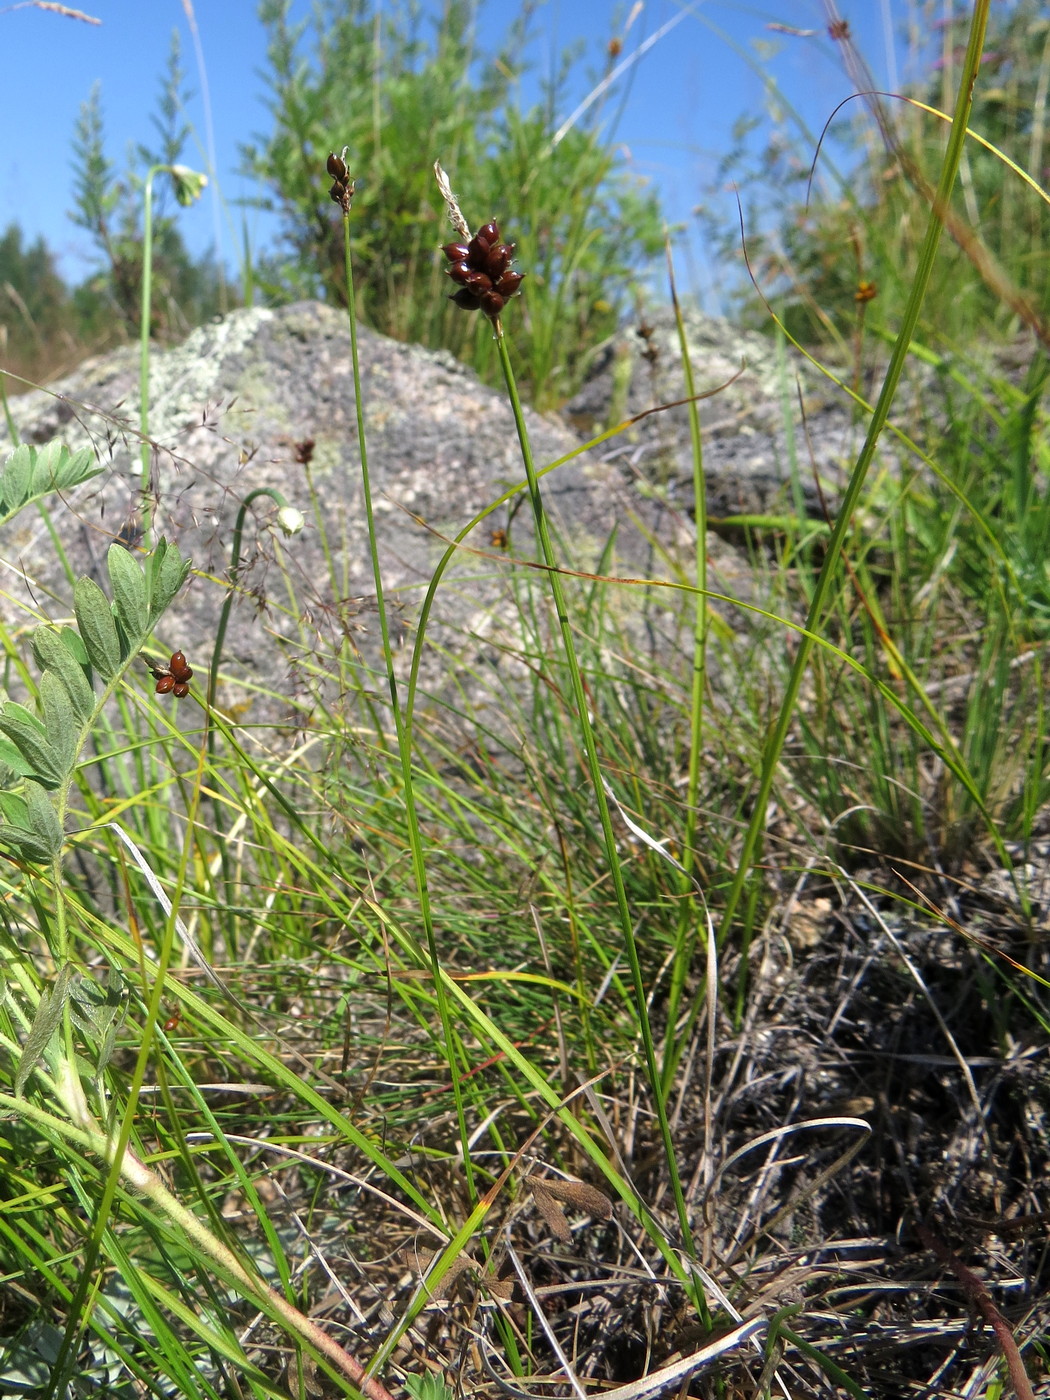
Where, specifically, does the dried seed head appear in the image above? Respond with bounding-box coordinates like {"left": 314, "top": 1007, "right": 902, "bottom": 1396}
{"left": 327, "top": 147, "right": 354, "bottom": 214}
{"left": 528, "top": 1181, "right": 573, "bottom": 1243}
{"left": 534, "top": 1176, "right": 613, "bottom": 1219}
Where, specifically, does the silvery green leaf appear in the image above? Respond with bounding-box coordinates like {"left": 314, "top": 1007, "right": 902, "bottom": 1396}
{"left": 74, "top": 576, "right": 121, "bottom": 679}
{"left": 0, "top": 443, "right": 103, "bottom": 525}
{"left": 38, "top": 672, "right": 77, "bottom": 772}
{"left": 0, "top": 823, "right": 54, "bottom": 863}
{"left": 58, "top": 625, "right": 90, "bottom": 668}
{"left": 15, "top": 962, "right": 75, "bottom": 1095}
{"left": 55, "top": 446, "right": 101, "bottom": 490}
{"left": 0, "top": 701, "right": 45, "bottom": 734}
{"left": 150, "top": 539, "right": 192, "bottom": 621}
{"left": 24, "top": 779, "right": 63, "bottom": 858}
{"left": 144, "top": 537, "right": 167, "bottom": 613}
{"left": 0, "top": 735, "right": 34, "bottom": 777}
{"left": 1, "top": 444, "right": 31, "bottom": 510}
{"left": 107, "top": 543, "right": 148, "bottom": 641}
{"left": 0, "top": 791, "right": 29, "bottom": 827}
{"left": 0, "top": 708, "right": 66, "bottom": 786}
{"left": 32, "top": 629, "right": 95, "bottom": 723}
{"left": 28, "top": 441, "right": 66, "bottom": 488}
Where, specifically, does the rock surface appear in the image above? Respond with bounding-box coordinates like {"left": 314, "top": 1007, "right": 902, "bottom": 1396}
{"left": 4, "top": 302, "right": 755, "bottom": 725}
{"left": 564, "top": 306, "right": 859, "bottom": 525}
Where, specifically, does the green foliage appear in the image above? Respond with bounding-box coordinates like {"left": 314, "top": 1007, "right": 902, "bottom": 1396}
{"left": 404, "top": 1373, "right": 455, "bottom": 1400}
{"left": 0, "top": 9, "right": 1046, "bottom": 1397}
{"left": 243, "top": 0, "right": 663, "bottom": 405}
{"left": 0, "top": 442, "right": 102, "bottom": 523}
{"left": 0, "top": 225, "right": 74, "bottom": 385}
{"left": 724, "top": 0, "right": 1050, "bottom": 349}
{"left": 0, "top": 531, "right": 190, "bottom": 856}
{"left": 68, "top": 42, "right": 227, "bottom": 341}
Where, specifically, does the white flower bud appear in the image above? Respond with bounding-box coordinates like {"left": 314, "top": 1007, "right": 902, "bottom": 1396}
{"left": 276, "top": 505, "right": 305, "bottom": 537}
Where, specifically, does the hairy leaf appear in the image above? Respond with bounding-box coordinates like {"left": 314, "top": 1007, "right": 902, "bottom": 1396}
{"left": 0, "top": 708, "right": 67, "bottom": 786}
{"left": 1, "top": 445, "right": 31, "bottom": 510}
{"left": 73, "top": 576, "right": 121, "bottom": 679}
{"left": 0, "top": 736, "right": 35, "bottom": 778}
{"left": 107, "top": 542, "right": 148, "bottom": 641}
{"left": 0, "top": 823, "right": 55, "bottom": 863}
{"left": 24, "top": 779, "right": 63, "bottom": 858}
{"left": 149, "top": 538, "right": 192, "bottom": 622}
{"left": 38, "top": 672, "right": 77, "bottom": 773}
{"left": 0, "top": 791, "right": 29, "bottom": 827}
{"left": 16, "top": 963, "right": 76, "bottom": 1095}
{"left": 31, "top": 629, "right": 94, "bottom": 723}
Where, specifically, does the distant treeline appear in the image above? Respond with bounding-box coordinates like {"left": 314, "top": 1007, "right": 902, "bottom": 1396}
{"left": 0, "top": 219, "right": 227, "bottom": 392}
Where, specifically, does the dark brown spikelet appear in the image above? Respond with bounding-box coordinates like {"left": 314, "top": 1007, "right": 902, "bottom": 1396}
{"left": 327, "top": 150, "right": 355, "bottom": 214}
{"left": 441, "top": 218, "right": 524, "bottom": 321}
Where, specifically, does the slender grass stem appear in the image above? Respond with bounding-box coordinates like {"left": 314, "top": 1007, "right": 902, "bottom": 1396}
{"left": 661, "top": 243, "right": 708, "bottom": 1095}
{"left": 139, "top": 168, "right": 159, "bottom": 550}
{"left": 138, "top": 164, "right": 207, "bottom": 550}
{"left": 717, "top": 0, "right": 992, "bottom": 1007}
{"left": 337, "top": 206, "right": 477, "bottom": 1208}
{"left": 492, "top": 324, "right": 701, "bottom": 1288}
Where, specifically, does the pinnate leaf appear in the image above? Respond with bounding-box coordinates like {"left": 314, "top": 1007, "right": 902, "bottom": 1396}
{"left": 31, "top": 629, "right": 94, "bottom": 723}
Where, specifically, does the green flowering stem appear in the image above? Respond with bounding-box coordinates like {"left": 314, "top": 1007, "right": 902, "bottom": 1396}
{"left": 661, "top": 246, "right": 709, "bottom": 1097}
{"left": 334, "top": 180, "right": 478, "bottom": 1209}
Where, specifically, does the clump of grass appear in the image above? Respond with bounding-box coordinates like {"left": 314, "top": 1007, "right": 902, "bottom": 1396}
{"left": 0, "top": 2, "right": 1047, "bottom": 1398}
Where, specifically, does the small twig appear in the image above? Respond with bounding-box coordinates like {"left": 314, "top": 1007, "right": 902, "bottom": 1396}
{"left": 917, "top": 1223, "right": 1036, "bottom": 1400}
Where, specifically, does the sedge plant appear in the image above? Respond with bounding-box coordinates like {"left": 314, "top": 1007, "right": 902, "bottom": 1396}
{"left": 430, "top": 161, "right": 703, "bottom": 1297}
{"left": 325, "top": 148, "right": 480, "bottom": 1210}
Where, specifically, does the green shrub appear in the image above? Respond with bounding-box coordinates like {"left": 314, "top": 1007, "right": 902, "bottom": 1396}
{"left": 242, "top": 0, "right": 664, "bottom": 405}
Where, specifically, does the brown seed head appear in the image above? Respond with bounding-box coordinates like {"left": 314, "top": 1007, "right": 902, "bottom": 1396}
{"left": 440, "top": 214, "right": 525, "bottom": 322}
{"left": 327, "top": 148, "right": 355, "bottom": 214}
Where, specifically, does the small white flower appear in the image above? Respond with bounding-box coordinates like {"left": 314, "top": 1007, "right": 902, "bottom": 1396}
{"left": 276, "top": 505, "right": 305, "bottom": 537}
{"left": 170, "top": 166, "right": 208, "bottom": 207}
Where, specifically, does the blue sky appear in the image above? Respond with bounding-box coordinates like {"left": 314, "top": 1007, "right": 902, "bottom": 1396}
{"left": 0, "top": 1, "right": 917, "bottom": 308}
